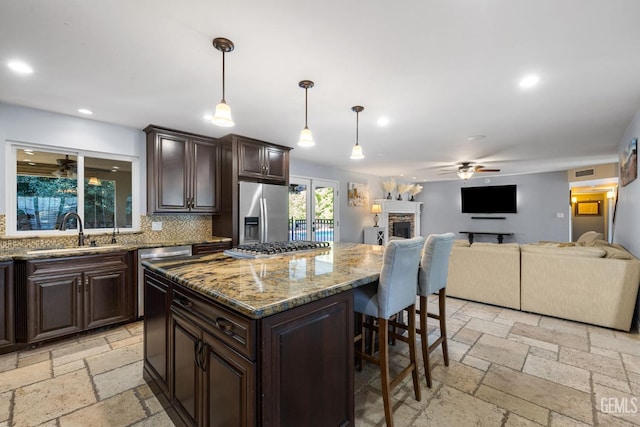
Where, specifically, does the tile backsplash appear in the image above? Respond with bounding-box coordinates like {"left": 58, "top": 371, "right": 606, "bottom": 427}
{"left": 0, "top": 214, "right": 214, "bottom": 251}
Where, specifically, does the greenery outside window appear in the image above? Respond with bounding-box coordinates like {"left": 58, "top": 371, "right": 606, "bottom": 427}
{"left": 8, "top": 145, "right": 139, "bottom": 236}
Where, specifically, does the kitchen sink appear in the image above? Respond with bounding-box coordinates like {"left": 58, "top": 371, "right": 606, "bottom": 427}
{"left": 26, "top": 245, "right": 126, "bottom": 255}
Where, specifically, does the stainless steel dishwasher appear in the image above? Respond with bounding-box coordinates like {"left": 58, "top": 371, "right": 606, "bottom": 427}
{"left": 137, "top": 245, "right": 192, "bottom": 317}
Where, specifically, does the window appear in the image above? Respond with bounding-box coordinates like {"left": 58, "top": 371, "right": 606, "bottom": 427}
{"left": 8, "top": 145, "right": 139, "bottom": 236}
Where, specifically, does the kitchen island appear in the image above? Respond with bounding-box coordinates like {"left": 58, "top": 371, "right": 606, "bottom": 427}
{"left": 142, "top": 242, "right": 384, "bottom": 427}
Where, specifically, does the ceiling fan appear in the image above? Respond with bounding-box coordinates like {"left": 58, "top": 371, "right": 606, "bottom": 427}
{"left": 52, "top": 155, "right": 77, "bottom": 178}
{"left": 439, "top": 162, "right": 501, "bottom": 180}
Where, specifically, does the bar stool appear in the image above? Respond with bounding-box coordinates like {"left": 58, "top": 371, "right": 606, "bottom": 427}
{"left": 389, "top": 233, "right": 454, "bottom": 388}
{"left": 353, "top": 236, "right": 425, "bottom": 427}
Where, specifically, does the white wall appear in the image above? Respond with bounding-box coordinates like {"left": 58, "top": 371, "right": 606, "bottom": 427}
{"left": 415, "top": 171, "right": 571, "bottom": 244}
{"left": 290, "top": 158, "right": 382, "bottom": 243}
{"left": 613, "top": 109, "right": 640, "bottom": 329}
{"left": 0, "top": 102, "right": 146, "bottom": 214}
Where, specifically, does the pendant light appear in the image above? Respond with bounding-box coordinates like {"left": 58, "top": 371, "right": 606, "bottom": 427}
{"left": 211, "top": 37, "right": 235, "bottom": 127}
{"left": 298, "top": 80, "right": 315, "bottom": 147}
{"left": 350, "top": 106, "right": 365, "bottom": 160}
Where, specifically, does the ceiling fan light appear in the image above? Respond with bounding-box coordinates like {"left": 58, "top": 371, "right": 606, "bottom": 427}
{"left": 457, "top": 170, "right": 474, "bottom": 180}
{"left": 350, "top": 144, "right": 364, "bottom": 160}
{"left": 211, "top": 101, "right": 235, "bottom": 127}
{"left": 298, "top": 126, "right": 315, "bottom": 147}
{"left": 52, "top": 169, "right": 63, "bottom": 178}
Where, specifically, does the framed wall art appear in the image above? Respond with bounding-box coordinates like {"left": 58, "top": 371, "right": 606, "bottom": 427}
{"left": 347, "top": 182, "right": 369, "bottom": 207}
{"left": 620, "top": 137, "right": 637, "bottom": 187}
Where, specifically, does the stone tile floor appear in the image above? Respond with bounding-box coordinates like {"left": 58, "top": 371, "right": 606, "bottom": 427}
{"left": 0, "top": 297, "right": 638, "bottom": 426}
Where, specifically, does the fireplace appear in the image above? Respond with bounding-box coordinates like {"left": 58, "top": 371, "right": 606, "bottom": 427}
{"left": 373, "top": 199, "right": 423, "bottom": 245}
{"left": 392, "top": 221, "right": 411, "bottom": 238}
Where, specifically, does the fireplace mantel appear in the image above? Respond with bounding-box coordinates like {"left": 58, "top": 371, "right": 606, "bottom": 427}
{"left": 373, "top": 199, "right": 423, "bottom": 244}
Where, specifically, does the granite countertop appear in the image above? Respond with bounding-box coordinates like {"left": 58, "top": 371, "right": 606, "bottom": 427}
{"left": 143, "top": 242, "right": 385, "bottom": 319}
{"left": 6, "top": 236, "right": 232, "bottom": 260}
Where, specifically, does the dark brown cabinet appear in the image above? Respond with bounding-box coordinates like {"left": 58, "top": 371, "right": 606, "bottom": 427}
{"left": 237, "top": 139, "right": 288, "bottom": 183}
{"left": 145, "top": 125, "right": 220, "bottom": 214}
{"left": 0, "top": 261, "right": 14, "bottom": 351}
{"left": 170, "top": 306, "right": 255, "bottom": 427}
{"left": 17, "top": 252, "right": 134, "bottom": 343}
{"left": 143, "top": 269, "right": 170, "bottom": 393}
{"left": 143, "top": 268, "right": 354, "bottom": 427}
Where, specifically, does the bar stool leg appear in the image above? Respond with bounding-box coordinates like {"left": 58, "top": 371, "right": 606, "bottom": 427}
{"left": 439, "top": 289, "right": 449, "bottom": 366}
{"left": 407, "top": 304, "right": 421, "bottom": 401}
{"left": 419, "top": 295, "right": 433, "bottom": 388}
{"left": 378, "top": 318, "right": 394, "bottom": 427}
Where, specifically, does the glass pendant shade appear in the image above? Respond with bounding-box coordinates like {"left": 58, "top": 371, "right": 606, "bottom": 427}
{"left": 457, "top": 170, "right": 474, "bottom": 180}
{"left": 298, "top": 126, "right": 315, "bottom": 147}
{"left": 211, "top": 101, "right": 234, "bottom": 127}
{"left": 350, "top": 143, "right": 364, "bottom": 160}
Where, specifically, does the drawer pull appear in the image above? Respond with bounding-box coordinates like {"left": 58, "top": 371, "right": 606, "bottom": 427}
{"left": 175, "top": 296, "right": 193, "bottom": 309}
{"left": 215, "top": 318, "right": 234, "bottom": 334}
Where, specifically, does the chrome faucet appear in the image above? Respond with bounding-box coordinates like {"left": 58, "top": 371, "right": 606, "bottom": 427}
{"left": 58, "top": 212, "right": 85, "bottom": 246}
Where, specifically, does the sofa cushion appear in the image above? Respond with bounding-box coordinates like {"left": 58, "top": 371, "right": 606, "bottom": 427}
{"left": 520, "top": 244, "right": 606, "bottom": 258}
{"left": 601, "top": 246, "right": 634, "bottom": 260}
{"left": 576, "top": 231, "right": 604, "bottom": 245}
{"left": 454, "top": 239, "right": 470, "bottom": 247}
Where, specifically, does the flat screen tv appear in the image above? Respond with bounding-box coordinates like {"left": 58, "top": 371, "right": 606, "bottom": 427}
{"left": 461, "top": 185, "right": 517, "bottom": 214}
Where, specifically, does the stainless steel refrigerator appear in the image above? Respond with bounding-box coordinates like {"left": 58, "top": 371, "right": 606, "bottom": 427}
{"left": 239, "top": 181, "right": 289, "bottom": 244}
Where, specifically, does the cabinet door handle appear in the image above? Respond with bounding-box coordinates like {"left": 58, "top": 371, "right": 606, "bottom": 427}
{"left": 215, "top": 317, "right": 234, "bottom": 335}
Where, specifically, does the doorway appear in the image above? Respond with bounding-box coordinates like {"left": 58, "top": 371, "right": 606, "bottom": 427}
{"left": 289, "top": 176, "right": 339, "bottom": 242}
{"left": 569, "top": 179, "right": 618, "bottom": 242}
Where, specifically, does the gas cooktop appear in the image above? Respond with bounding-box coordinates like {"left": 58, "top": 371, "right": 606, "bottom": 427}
{"left": 223, "top": 241, "right": 331, "bottom": 259}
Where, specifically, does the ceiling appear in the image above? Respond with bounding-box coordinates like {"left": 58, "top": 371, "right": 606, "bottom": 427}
{"left": 2, "top": 0, "right": 640, "bottom": 182}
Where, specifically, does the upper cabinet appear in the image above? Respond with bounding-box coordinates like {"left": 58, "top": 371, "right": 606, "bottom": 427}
{"left": 236, "top": 137, "right": 290, "bottom": 183}
{"left": 145, "top": 126, "right": 220, "bottom": 214}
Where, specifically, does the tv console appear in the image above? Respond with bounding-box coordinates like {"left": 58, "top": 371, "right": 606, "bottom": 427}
{"left": 459, "top": 231, "right": 513, "bottom": 244}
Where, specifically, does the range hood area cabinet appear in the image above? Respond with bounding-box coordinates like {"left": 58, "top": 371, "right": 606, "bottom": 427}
{"left": 145, "top": 125, "right": 221, "bottom": 214}
{"left": 213, "top": 135, "right": 292, "bottom": 246}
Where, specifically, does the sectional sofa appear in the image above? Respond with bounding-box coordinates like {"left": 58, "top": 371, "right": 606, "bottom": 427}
{"left": 446, "top": 236, "right": 640, "bottom": 331}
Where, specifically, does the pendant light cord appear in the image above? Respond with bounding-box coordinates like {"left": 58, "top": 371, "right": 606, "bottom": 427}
{"left": 221, "top": 52, "right": 226, "bottom": 102}
{"left": 304, "top": 87, "right": 308, "bottom": 128}
{"left": 355, "top": 110, "right": 359, "bottom": 146}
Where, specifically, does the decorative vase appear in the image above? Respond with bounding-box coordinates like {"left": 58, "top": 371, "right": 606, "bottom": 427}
{"left": 410, "top": 195, "right": 415, "bottom": 201}
{"left": 386, "top": 192, "right": 392, "bottom": 200}
{"left": 397, "top": 194, "right": 402, "bottom": 201}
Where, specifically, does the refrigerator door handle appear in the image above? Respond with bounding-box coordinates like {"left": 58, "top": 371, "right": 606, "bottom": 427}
{"left": 259, "top": 197, "right": 265, "bottom": 242}
{"left": 263, "top": 198, "right": 269, "bottom": 242}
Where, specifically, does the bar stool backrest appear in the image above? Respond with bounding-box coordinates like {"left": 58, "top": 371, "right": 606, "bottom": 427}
{"left": 418, "top": 233, "right": 455, "bottom": 296}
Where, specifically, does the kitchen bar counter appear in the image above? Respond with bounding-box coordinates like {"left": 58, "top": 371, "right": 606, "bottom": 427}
{"left": 142, "top": 242, "right": 384, "bottom": 426}
{"left": 142, "top": 242, "right": 384, "bottom": 319}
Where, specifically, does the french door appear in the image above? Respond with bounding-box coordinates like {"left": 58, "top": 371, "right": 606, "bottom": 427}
{"left": 289, "top": 176, "right": 339, "bottom": 242}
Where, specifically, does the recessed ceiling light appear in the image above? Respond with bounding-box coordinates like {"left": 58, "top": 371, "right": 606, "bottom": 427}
{"left": 412, "top": 176, "right": 416, "bottom": 180}
{"left": 519, "top": 74, "right": 540, "bottom": 88}
{"left": 28, "top": 162, "right": 36, "bottom": 166}
{"left": 112, "top": 166, "right": 119, "bottom": 169}
{"left": 78, "top": 108, "right": 93, "bottom": 115}
{"left": 7, "top": 60, "right": 33, "bottom": 75}
{"left": 24, "top": 150, "right": 34, "bottom": 155}
{"left": 466, "top": 135, "right": 486, "bottom": 142}
{"left": 377, "top": 117, "right": 389, "bottom": 127}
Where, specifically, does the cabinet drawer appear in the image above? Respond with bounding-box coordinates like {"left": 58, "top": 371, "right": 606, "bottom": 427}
{"left": 172, "top": 285, "right": 255, "bottom": 360}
